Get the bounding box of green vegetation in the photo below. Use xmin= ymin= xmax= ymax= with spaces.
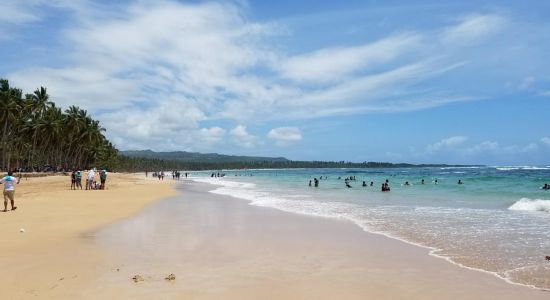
xmin=120 ymin=150 xmax=288 ymax=163
xmin=116 ymin=150 xmax=473 ymax=171
xmin=0 ymin=79 xmax=117 ymax=171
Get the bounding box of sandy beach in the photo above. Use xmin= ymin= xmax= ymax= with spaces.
xmin=1 ymin=175 xmax=548 ymax=299
xmin=0 ymin=173 xmax=176 ymax=299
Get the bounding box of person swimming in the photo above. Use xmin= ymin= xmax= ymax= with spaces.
xmin=370 ymin=181 xmax=374 ymax=186
xmin=362 ymin=181 xmax=367 ymax=187
xmin=346 ymin=181 xmax=352 ymax=188
xmin=314 ymin=178 xmax=319 ymax=187
xmin=543 ymin=183 xmax=549 ymax=190
xmin=404 ymin=181 xmax=410 ymax=186
xmin=381 ymin=182 xmax=390 ymax=192
xmin=458 ymin=179 xmax=463 ymax=185
xmin=309 ymin=180 xmax=312 ymax=187
xmin=434 ymin=179 xmax=438 ymax=184
xmin=421 ymin=179 xmax=425 ymax=184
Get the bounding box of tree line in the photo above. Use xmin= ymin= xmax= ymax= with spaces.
xmin=0 ymin=79 xmax=118 ymax=172
xmin=115 ymin=155 xmax=467 ymax=172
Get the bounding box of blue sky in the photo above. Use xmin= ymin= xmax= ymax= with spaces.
xmin=1 ymin=0 xmax=549 ymax=165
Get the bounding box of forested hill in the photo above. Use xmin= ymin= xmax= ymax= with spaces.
xmin=120 ymin=150 xmax=289 ymax=163
xmin=116 ymin=150 xmax=478 ymax=171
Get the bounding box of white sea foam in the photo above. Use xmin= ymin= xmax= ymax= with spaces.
xmin=496 ymin=166 xmax=550 ymax=171
xmin=440 ymin=166 xmax=482 ymax=170
xmin=508 ymin=198 xmax=550 ymax=213
xmin=192 ymin=177 xmax=257 ymax=189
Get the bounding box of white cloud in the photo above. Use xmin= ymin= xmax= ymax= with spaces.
xmin=267 ymin=127 xmax=302 ymax=146
xmin=0 ymin=0 xmax=41 ymax=24
xmin=427 ymin=136 xmax=468 ymax=152
xmin=229 ymin=125 xmax=256 ymax=148
xmin=441 ymin=14 xmax=506 ymax=46
xmin=465 ymin=141 xmax=499 ymax=154
xmin=521 ymin=143 xmax=538 ymax=152
xmin=278 ymin=33 xmax=421 ymax=83
xmin=196 ymin=127 xmax=226 ymax=146
xmin=541 ymin=137 xmax=550 ymax=146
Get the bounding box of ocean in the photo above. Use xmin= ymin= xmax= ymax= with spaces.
xmin=190 ymin=166 xmax=550 ymax=290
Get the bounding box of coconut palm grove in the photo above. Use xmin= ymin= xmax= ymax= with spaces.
xmin=0 ymin=79 xmax=118 ymax=172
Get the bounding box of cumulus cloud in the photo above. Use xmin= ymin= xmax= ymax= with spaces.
xmin=427 ymin=136 xmax=468 ymax=152
xmin=230 ymin=125 xmax=256 ymax=148
xmin=267 ymin=127 xmax=302 ymax=146
xmin=196 ymin=127 xmax=226 ymax=146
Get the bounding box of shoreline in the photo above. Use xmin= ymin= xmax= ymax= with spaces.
xmin=200 ymin=175 xmax=550 ymax=291
xmin=86 ymin=180 xmax=548 ymax=299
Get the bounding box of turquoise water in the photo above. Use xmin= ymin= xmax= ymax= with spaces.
xmin=191 ymin=166 xmax=550 ymax=289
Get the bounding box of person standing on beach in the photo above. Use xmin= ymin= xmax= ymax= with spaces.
xmin=76 ymin=170 xmax=83 ymax=189
xmin=1 ymin=171 xmax=20 ymax=212
xmin=71 ymin=170 xmax=77 ymax=190
xmin=100 ymin=169 xmax=107 ymax=190
xmin=86 ymin=168 xmax=96 ymax=190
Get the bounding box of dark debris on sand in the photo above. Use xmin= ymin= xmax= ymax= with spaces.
xmin=165 ymin=273 xmax=176 ymax=281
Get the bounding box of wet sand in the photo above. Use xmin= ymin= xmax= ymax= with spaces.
xmin=83 ymin=181 xmax=548 ymax=300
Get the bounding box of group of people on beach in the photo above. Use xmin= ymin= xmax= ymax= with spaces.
xmin=150 ymin=171 xmax=165 ymax=180
xmin=146 ymin=171 xmax=189 ymax=180
xmin=70 ymin=168 xmax=107 ymax=190
xmin=171 ymin=171 xmax=187 ymax=180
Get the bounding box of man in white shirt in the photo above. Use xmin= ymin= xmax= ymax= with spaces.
xmin=1 ymin=171 xmax=20 ymax=212
xmin=86 ymin=168 xmax=96 ymax=190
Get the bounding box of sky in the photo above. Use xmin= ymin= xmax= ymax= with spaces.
xmin=1 ymin=0 xmax=549 ymax=165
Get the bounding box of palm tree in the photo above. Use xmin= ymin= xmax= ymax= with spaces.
xmin=25 ymin=87 xmax=53 ymax=169
xmin=0 ymin=78 xmax=119 ymax=171
xmin=0 ymin=80 xmax=24 ymax=170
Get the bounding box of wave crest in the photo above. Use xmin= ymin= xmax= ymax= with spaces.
xmin=508 ymin=198 xmax=550 ymax=213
